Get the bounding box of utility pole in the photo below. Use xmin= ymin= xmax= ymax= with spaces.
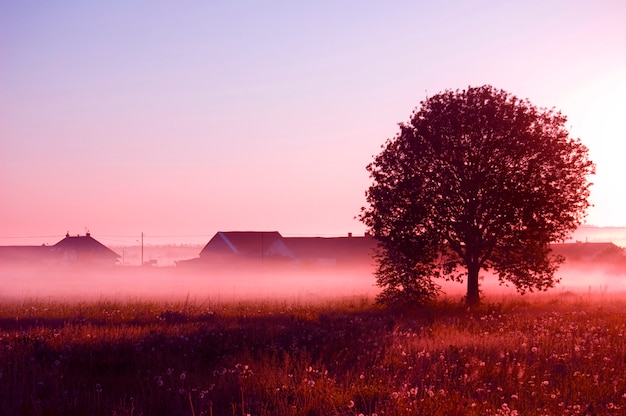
xmin=141 ymin=232 xmax=144 ymax=266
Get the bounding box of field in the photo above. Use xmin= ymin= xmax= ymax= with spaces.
xmin=2 ymin=287 xmax=626 ymax=416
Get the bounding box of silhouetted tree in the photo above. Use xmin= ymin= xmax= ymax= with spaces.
xmin=361 ymin=85 xmax=594 ymax=306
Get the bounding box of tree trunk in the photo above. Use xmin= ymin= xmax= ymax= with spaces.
xmin=466 ymin=262 xmax=480 ymax=306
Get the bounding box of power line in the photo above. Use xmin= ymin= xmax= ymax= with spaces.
xmin=0 ymin=235 xmax=63 ymax=239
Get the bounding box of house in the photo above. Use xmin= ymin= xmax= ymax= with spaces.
xmin=0 ymin=232 xmax=120 ymax=266
xmin=0 ymin=245 xmax=51 ymax=266
xmin=176 ymin=231 xmax=378 ymax=268
xmin=281 ymin=234 xmax=377 ymax=266
xmin=200 ymin=231 xmax=289 ymax=260
xmin=49 ymin=232 xmax=120 ymax=266
xmin=550 ymin=242 xmax=624 ymax=263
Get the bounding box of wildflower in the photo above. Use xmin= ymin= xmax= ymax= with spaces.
xmin=511 ymin=394 xmax=519 ymax=400
xmin=180 ymin=372 xmax=186 ymax=381
xmin=308 ymin=380 xmax=315 ymax=387
xmin=95 ymin=384 xmax=102 ymax=393
xmin=347 ymin=400 xmax=355 ymax=409
xmin=542 ymin=380 xmax=549 ymax=386
xmin=531 ymin=347 xmax=538 ymax=353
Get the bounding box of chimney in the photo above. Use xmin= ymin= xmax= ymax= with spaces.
xmin=348 ymin=232 xmax=353 ymax=238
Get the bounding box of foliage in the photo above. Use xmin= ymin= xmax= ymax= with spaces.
xmin=361 ymin=85 xmax=595 ymax=305
xmin=2 ymin=294 xmax=626 ymax=415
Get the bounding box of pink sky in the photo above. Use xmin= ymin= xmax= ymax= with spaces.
xmin=1 ymin=1 xmax=625 ymax=246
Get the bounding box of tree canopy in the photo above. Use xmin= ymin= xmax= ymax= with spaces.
xmin=361 ymin=85 xmax=595 ymax=306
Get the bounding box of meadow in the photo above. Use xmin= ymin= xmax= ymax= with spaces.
xmin=1 ymin=291 xmax=626 ymax=415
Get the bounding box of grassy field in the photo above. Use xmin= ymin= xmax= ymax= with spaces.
xmin=1 ymin=291 xmax=626 ymax=415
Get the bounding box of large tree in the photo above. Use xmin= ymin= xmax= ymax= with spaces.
xmin=361 ymin=85 xmax=595 ymax=306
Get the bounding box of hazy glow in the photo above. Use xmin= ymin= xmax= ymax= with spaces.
xmin=0 ymin=264 xmax=379 ymax=302
xmin=560 ymin=71 xmax=626 ymax=226
xmin=1 ymin=1 xmax=625 ymax=246
xmin=2 ymin=260 xmax=623 ymax=303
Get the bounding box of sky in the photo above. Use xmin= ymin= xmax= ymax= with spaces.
xmin=1 ymin=0 xmax=625 ymax=246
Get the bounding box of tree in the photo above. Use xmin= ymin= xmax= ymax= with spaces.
xmin=361 ymin=85 xmax=594 ymax=306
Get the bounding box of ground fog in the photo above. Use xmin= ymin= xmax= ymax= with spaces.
xmin=1 ymin=258 xmax=625 ymax=302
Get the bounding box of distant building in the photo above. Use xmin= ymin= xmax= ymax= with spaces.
xmin=0 ymin=232 xmax=120 ymax=266
xmin=177 ymin=232 xmax=626 ymax=272
xmin=49 ymin=232 xmax=120 ymax=266
xmin=0 ymin=245 xmax=50 ymax=266
xmin=176 ymin=231 xmax=378 ymax=268
xmin=551 ymin=241 xmax=624 ymax=263
xmin=200 ymin=231 xmax=288 ymax=260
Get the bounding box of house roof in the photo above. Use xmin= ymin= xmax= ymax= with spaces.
xmin=199 ymin=231 xmax=284 ymax=258
xmin=50 ymin=233 xmax=120 ymax=259
xmin=550 ymin=242 xmax=622 ymax=260
xmin=0 ymin=245 xmax=50 ymax=261
xmin=282 ymin=235 xmax=377 ymax=261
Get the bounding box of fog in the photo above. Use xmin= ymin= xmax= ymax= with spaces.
xmin=2 ymin=258 xmax=625 ymax=304
xmin=0 ymin=262 xmax=380 ymax=303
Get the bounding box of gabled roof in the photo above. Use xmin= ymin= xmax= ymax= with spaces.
xmin=50 ymin=233 xmax=120 ymax=259
xmin=199 ymin=231 xmax=284 ymax=258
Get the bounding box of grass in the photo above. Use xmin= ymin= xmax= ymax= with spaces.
xmin=1 ymin=291 xmax=626 ymax=415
